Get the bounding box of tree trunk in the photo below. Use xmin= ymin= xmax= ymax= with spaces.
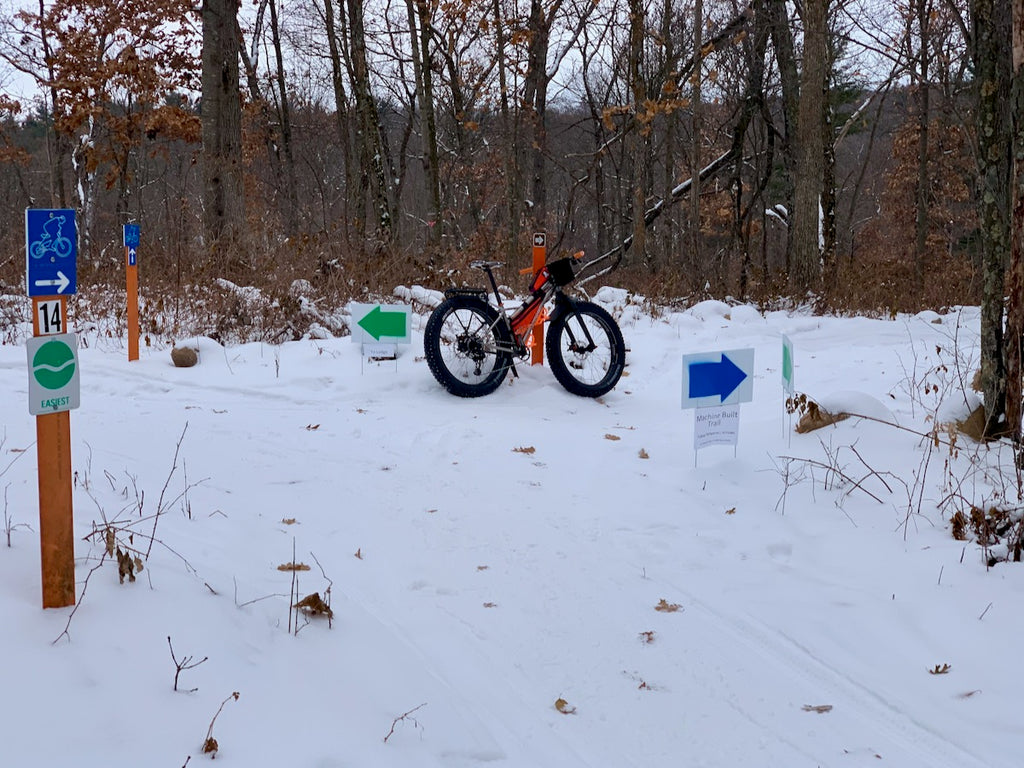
xmin=821 ymin=17 xmax=837 ymax=280
xmin=661 ymin=0 xmax=678 ymax=271
xmin=201 ymin=0 xmax=245 ymax=249
xmin=408 ymin=0 xmax=442 ymax=246
xmin=732 ymin=0 xmax=771 ymax=297
xmin=522 ymin=0 xmax=553 ymax=232
xmin=789 ymin=0 xmax=827 ymax=294
xmin=346 ymin=0 xmax=394 ymax=244
xmin=1008 ymin=0 xmax=1024 ymax=442
xmin=914 ymin=0 xmax=932 ymax=290
xmin=37 ymin=0 xmax=68 ymax=207
xmin=690 ymin=0 xmax=704 ymax=281
xmin=628 ymin=0 xmax=647 ymax=262
xmin=972 ymin=0 xmax=1012 ymax=437
xmin=493 ymin=0 xmax=520 ymax=260
xmin=766 ymin=0 xmax=798 ymax=275
xmin=321 ymin=0 xmax=354 ymax=245
xmin=268 ymin=0 xmax=299 ymax=235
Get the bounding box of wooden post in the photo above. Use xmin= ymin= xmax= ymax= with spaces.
xmin=32 ymin=296 xmax=75 ymax=608
xmin=125 ymin=226 xmax=140 ymax=361
xmin=531 ymin=232 xmax=546 ymax=365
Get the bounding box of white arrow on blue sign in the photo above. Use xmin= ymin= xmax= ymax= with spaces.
xmin=124 ymin=224 xmax=140 ymax=266
xmin=682 ymin=348 xmax=755 ymax=409
xmin=26 ymin=209 xmax=77 ymax=297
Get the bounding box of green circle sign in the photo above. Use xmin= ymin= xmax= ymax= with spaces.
xmin=32 ymin=339 xmax=76 ymax=390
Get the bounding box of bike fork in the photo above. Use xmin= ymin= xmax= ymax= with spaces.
xmin=557 ymin=299 xmax=597 ymax=353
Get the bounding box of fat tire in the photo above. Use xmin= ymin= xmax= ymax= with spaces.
xmin=546 ymin=301 xmax=625 ymax=397
xmin=424 ymin=295 xmax=513 ymax=397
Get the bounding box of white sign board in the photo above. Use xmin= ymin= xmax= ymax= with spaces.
xmin=363 ymin=342 xmax=397 ymax=360
xmin=682 ymin=348 xmax=754 ymax=409
xmin=36 ymin=299 xmax=65 ymax=335
xmin=27 ymin=333 xmax=80 ymax=415
xmin=693 ymin=404 xmax=740 ymax=450
xmin=350 ymin=303 xmax=411 ymax=344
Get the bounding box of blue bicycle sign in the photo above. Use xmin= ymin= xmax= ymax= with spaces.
xmin=29 ymin=214 xmax=74 ymax=259
xmin=26 ymin=209 xmax=78 ymax=297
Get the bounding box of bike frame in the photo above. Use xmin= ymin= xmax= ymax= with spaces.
xmin=466 ymin=257 xmax=598 ymax=360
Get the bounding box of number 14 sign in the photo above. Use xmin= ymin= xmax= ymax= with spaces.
xmin=36 ymin=299 xmax=65 ymax=335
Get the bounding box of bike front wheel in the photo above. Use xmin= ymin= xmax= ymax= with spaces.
xmin=54 ymin=237 xmax=73 ymax=258
xmin=424 ymin=295 xmax=513 ymax=397
xmin=546 ymin=301 xmax=625 ymax=397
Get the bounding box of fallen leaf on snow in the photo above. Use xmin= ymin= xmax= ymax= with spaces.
xmin=554 ymin=698 xmax=577 ymax=715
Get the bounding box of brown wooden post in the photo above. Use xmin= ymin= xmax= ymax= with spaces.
xmin=125 ymin=226 xmax=140 ymax=362
xmin=32 ymin=296 xmax=75 ymax=608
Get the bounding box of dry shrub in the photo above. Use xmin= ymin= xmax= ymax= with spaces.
xmin=822 ymin=250 xmax=978 ymax=316
xmin=795 ymin=401 xmax=850 ymax=433
xmin=787 ymin=393 xmax=850 ymax=433
xmin=951 ymin=505 xmax=1024 ymax=565
xmin=293 ymin=591 xmax=333 ymax=619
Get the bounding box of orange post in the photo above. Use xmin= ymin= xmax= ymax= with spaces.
xmin=32 ymin=296 xmax=75 ymax=608
xmin=531 ymin=233 xmax=546 ymax=365
xmin=126 ymin=248 xmax=139 ymax=361
xmin=124 ymin=225 xmax=140 ymax=361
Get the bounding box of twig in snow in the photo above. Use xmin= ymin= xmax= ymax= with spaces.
xmin=52 ymin=554 xmax=107 ymax=645
xmin=168 ymin=635 xmax=208 ymax=693
xmin=383 ymin=703 xmax=427 ymax=743
xmin=202 ymin=691 xmax=240 ymax=757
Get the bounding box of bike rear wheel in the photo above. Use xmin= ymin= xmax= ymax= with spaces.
xmin=546 ymin=301 xmax=625 ymax=397
xmin=424 ymin=295 xmax=513 ymax=397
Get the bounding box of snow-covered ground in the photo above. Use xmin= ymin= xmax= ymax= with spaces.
xmin=2 ymin=296 xmax=1021 ymax=767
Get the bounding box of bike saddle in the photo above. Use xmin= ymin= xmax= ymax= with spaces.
xmin=470 ymin=260 xmax=503 ymax=271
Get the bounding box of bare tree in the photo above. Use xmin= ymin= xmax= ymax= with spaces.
xmin=971 ymin=0 xmax=1013 ymax=437
xmin=790 ymin=0 xmax=829 ymax=294
xmin=406 ymin=0 xmax=442 ymax=246
xmin=202 ymin=0 xmax=245 ymax=248
xmin=1008 ymin=0 xmax=1024 ymax=442
xmin=346 ymin=0 xmax=394 ymax=245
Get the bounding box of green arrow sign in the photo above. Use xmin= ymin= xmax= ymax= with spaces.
xmin=782 ymin=335 xmax=794 ymax=394
xmin=353 ymin=303 xmax=410 ymax=343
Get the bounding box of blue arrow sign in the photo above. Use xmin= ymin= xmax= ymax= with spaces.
xmin=689 ymin=356 xmax=747 ymax=400
xmin=26 ymin=208 xmax=77 ymax=297
xmin=682 ymin=348 xmax=755 ymax=409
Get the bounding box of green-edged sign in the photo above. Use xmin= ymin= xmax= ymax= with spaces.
xmin=27 ymin=333 xmax=80 ymax=414
xmin=782 ymin=334 xmax=794 ymax=394
xmin=351 ymin=303 xmax=411 ymax=344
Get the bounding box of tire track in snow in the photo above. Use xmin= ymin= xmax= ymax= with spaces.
xmin=654 ymin=575 xmax=991 ymax=768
